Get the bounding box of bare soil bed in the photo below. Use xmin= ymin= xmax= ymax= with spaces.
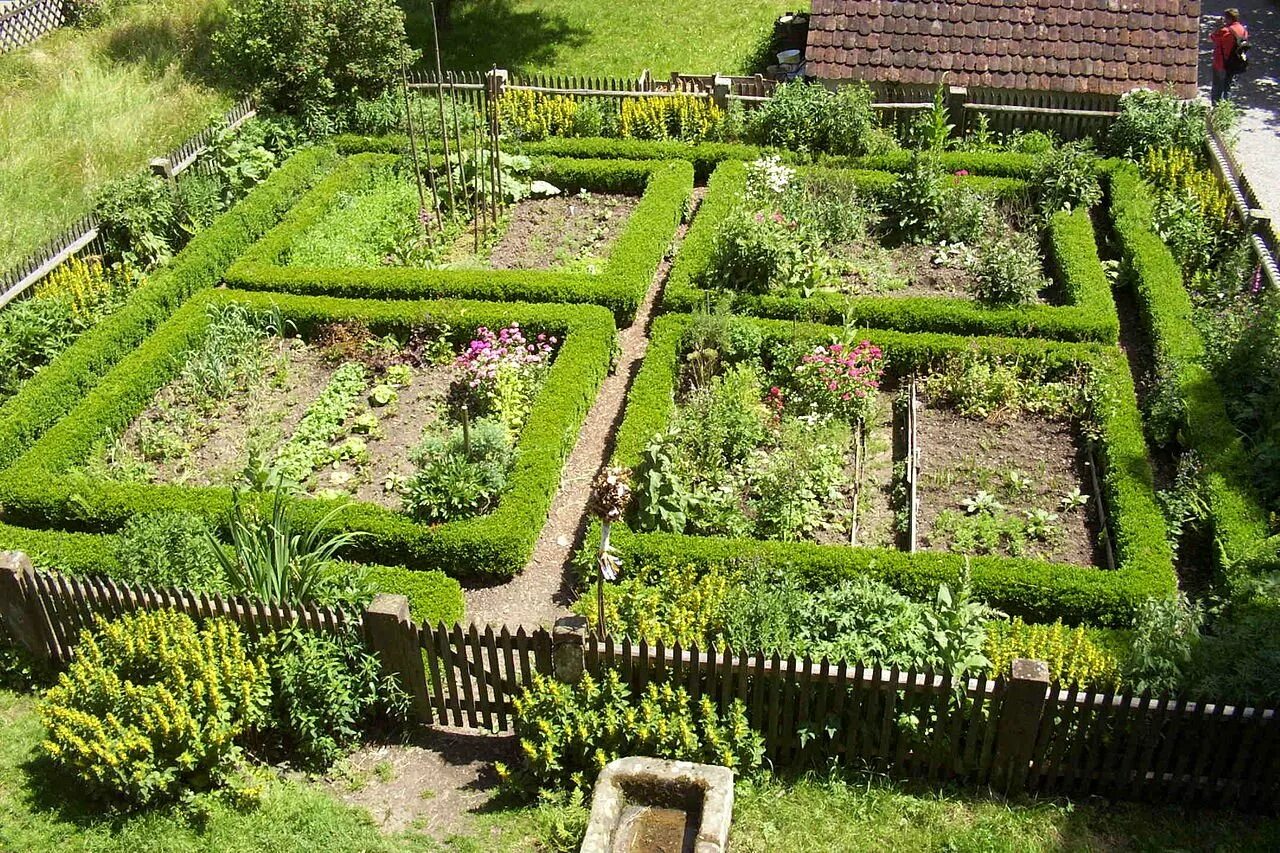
xmin=836 ymin=242 xmax=1049 ymax=303
xmin=915 ymin=406 xmax=1101 ymax=566
xmin=459 ymin=191 xmax=639 ymax=270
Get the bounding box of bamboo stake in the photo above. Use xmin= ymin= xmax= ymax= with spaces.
xmin=907 ymin=377 xmax=919 ymax=554
xmin=850 ymin=418 xmax=865 ymax=546
xmin=428 ymin=1 xmax=458 ymax=220
xmin=472 ymin=121 xmax=482 ymax=254
xmin=449 ymin=71 xmax=467 ymax=224
xmin=414 ymin=94 xmax=445 ymax=243
xmin=400 ymin=63 xmax=429 ymax=236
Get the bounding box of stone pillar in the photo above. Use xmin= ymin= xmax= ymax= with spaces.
xmin=485 ymin=67 xmax=508 ymax=102
xmin=0 ymin=551 xmax=50 ymax=661
xmin=364 ymin=593 xmax=433 ymax=724
xmin=149 ymin=157 xmax=175 ymax=183
xmin=712 ymin=75 xmax=731 ymax=111
xmin=991 ymin=658 xmax=1051 ymax=794
xmin=552 ymin=615 xmax=588 ymax=684
xmin=947 ymin=85 xmax=969 ymax=138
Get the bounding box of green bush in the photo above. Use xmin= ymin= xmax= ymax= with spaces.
xmin=215 ymin=0 xmax=414 ymax=132
xmin=113 ymin=511 xmax=226 ymax=592
xmin=1035 ymin=142 xmax=1103 ymax=215
xmin=364 ymin=565 xmax=464 ymax=625
xmin=40 ymin=610 xmax=270 ymax=807
xmin=498 ymin=669 xmax=763 ymax=794
xmin=984 ymin=618 xmax=1125 ymax=687
xmin=94 ymin=173 xmax=179 ymax=270
xmin=1107 ymin=89 xmax=1210 ymax=158
xmin=746 ymin=81 xmax=889 ymax=156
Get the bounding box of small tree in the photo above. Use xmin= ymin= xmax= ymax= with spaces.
xmin=215 ymin=0 xmax=416 ymax=132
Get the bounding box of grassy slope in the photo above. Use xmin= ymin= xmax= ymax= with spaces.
xmin=5 ymin=689 xmax=1276 ymax=852
xmin=420 ymin=0 xmax=796 ymax=76
xmin=0 ymin=0 xmax=231 ymax=271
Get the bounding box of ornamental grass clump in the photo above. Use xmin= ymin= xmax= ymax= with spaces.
xmin=40 ymin=610 xmax=270 ymax=808
xmin=497 ymin=669 xmax=763 ymax=795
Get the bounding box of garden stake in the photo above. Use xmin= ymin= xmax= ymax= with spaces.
xmin=461 ymin=404 xmax=471 ymax=460
xmin=428 ymin=2 xmax=458 ymax=221
xmin=471 ymin=121 xmax=481 ymax=253
xmin=414 ymin=92 xmax=445 ymax=244
xmin=907 ymin=377 xmax=919 ymax=553
xmin=850 ymin=417 xmax=864 ymax=545
xmin=448 ymin=71 xmax=467 ymax=222
xmin=587 ymin=468 xmax=631 ymax=641
xmin=400 ymin=63 xmax=429 ymax=233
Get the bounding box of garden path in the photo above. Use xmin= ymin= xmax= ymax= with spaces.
xmin=460 ymin=190 xmax=705 ymax=629
xmin=1200 ymin=1 xmax=1280 ymax=215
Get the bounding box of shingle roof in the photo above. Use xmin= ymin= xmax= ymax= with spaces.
xmin=805 ymin=0 xmax=1201 ymax=97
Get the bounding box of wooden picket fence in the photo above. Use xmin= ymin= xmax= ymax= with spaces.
xmin=1205 ymin=126 xmax=1280 ymax=292
xmin=0 ymin=0 xmax=63 ymax=53
xmin=3 ymin=558 xmax=1277 ymax=811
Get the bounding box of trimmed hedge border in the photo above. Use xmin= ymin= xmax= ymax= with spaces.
xmin=0 ymin=289 xmax=617 ymax=580
xmin=605 ymin=313 xmax=1174 ymax=627
xmin=662 ymin=160 xmax=1119 ymax=343
xmin=0 ymin=146 xmax=339 ymax=473
xmin=1107 ymin=164 xmax=1276 ymax=581
xmin=225 ymin=153 xmax=693 ymax=325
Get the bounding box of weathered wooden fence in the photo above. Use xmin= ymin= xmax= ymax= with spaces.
xmin=1206 ymin=126 xmax=1280 ymax=292
xmin=4 ymin=556 xmax=1276 ymax=811
xmin=0 ymin=98 xmax=256 ymax=309
xmin=0 ymin=0 xmax=63 ymax=53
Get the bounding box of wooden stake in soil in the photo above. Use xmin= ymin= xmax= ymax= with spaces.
xmin=428 ymin=2 xmax=458 ymax=219
xmin=907 ymin=377 xmax=920 ymax=553
xmin=448 ymin=71 xmax=467 ymax=223
xmin=850 ymin=418 xmax=867 ymax=546
xmin=413 ymin=93 xmax=445 ymax=241
xmin=400 ymin=62 xmax=429 ymax=231
xmin=471 ymin=120 xmax=482 ymax=253
xmin=1086 ymin=442 xmax=1117 ymax=570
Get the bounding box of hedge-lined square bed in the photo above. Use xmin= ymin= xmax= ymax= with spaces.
xmin=0 ymin=289 xmax=617 ymax=579
xmin=224 ymin=153 xmax=694 ymax=324
xmin=663 ymin=160 xmax=1119 ymax=343
xmin=605 ymin=313 xmax=1173 ymax=627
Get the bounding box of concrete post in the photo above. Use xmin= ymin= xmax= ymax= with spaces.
xmin=364 ymin=593 xmax=433 ymax=724
xmin=552 ymin=615 xmax=588 ymax=684
xmin=712 ymin=75 xmax=731 ymax=111
xmin=0 ymin=551 xmax=49 ymax=661
xmin=149 ymin=157 xmax=175 ymax=183
xmin=991 ymin=658 xmax=1051 ymax=794
xmin=485 ymin=67 xmax=508 ymax=102
xmin=947 ymin=85 xmax=969 ymax=138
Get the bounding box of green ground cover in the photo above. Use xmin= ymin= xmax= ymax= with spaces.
xmin=0 ymin=0 xmax=231 ymax=270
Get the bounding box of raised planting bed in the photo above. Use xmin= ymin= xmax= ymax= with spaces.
xmin=225 ymin=153 xmax=694 ymax=324
xmin=0 ymin=289 xmax=617 ymax=579
xmin=604 ymin=313 xmax=1174 ymax=627
xmin=663 ymin=159 xmax=1118 ymax=343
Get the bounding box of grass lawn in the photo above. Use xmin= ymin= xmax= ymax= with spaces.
xmin=0 ymin=0 xmax=231 ymax=272
xmin=4 ymin=688 xmax=1279 ymax=852
xmin=419 ymin=0 xmax=797 ymax=76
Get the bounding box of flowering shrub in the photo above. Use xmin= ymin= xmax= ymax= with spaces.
xmin=789 ymin=340 xmax=884 ymax=423
xmin=744 ymin=154 xmax=795 ymax=207
xmin=455 ymin=323 xmax=556 ymax=434
xmin=703 ymin=206 xmax=828 ymax=295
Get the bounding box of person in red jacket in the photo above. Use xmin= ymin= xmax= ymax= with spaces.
xmin=1211 ymin=9 xmax=1249 ymax=104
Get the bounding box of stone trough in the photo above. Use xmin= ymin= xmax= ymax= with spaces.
xmin=580 ymin=757 xmax=734 ymax=853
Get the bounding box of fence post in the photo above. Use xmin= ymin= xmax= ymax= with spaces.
xmin=947 ymin=85 xmax=969 ymax=137
xmin=363 ymin=594 xmax=433 ymax=725
xmin=0 ymin=551 xmax=50 ymax=661
xmin=486 ymin=67 xmax=509 ymax=102
xmin=149 ymin=157 xmax=175 ymax=183
xmin=991 ymin=658 xmax=1050 ymax=794
xmin=552 ymin=615 xmax=587 ymax=684
xmin=712 ymin=75 xmax=731 ymax=111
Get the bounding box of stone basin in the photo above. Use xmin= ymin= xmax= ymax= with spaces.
xmin=580 ymin=757 xmax=734 ymax=853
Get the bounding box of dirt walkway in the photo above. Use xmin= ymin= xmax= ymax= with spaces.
xmin=1200 ymin=3 xmax=1280 ymax=214
xmin=461 ymin=191 xmax=704 ymax=630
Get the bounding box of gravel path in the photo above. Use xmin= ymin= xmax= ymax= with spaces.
xmin=460 ymin=191 xmax=704 ymax=630
xmin=1200 ymin=2 xmax=1280 ymax=214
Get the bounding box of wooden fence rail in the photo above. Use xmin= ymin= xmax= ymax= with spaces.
xmin=3 ymin=557 xmax=1277 ymax=811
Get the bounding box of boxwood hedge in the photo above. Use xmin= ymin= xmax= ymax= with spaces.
xmin=225 ymin=153 xmax=693 ymax=325
xmin=0 ymin=289 xmax=617 ymax=580
xmin=0 ymin=146 xmax=339 ymax=473
xmin=1107 ymin=164 xmax=1277 ymax=582
xmin=663 ymin=160 xmax=1119 ymax=343
xmin=604 ymin=313 xmax=1174 ymax=627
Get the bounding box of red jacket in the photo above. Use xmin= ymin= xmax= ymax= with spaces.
xmin=1212 ymin=21 xmax=1248 ymax=72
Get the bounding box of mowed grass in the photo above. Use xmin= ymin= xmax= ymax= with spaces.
xmin=0 ymin=0 xmax=231 ymax=271
xmin=416 ymin=0 xmax=796 ymax=76
xmin=5 ymin=686 xmax=1277 ymax=852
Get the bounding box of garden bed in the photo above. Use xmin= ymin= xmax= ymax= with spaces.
xmin=225 ymin=153 xmax=693 ymax=324
xmin=0 ymin=289 xmax=618 ymax=579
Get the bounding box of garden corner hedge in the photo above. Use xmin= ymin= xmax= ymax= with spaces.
xmin=0 ymin=289 xmax=617 ymax=581
xmin=0 ymin=145 xmax=339 ymax=474
xmin=224 ymin=152 xmax=694 ymax=325
xmin=662 ymin=160 xmax=1119 ymax=343
xmin=1107 ymin=164 xmax=1277 ymax=583
xmin=604 ymin=313 xmax=1175 ymax=627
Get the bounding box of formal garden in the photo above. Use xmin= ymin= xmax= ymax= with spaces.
xmin=3 ymin=0 xmax=1280 ymax=848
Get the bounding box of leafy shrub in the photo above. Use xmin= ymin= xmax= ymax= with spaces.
xmin=35 ymin=257 xmax=138 ymax=324
xmin=746 ymin=81 xmax=887 ymax=156
xmin=748 ymin=420 xmax=850 ymax=542
xmin=676 ymin=363 xmax=769 ymax=467
xmin=971 ymin=230 xmax=1049 ymax=306
xmin=703 ymin=206 xmax=826 ymax=294
xmin=0 ymin=297 xmax=81 ymax=398
xmin=1190 ymin=600 xmax=1280 ymax=704
xmin=364 ymin=565 xmax=465 ymax=625
xmin=1123 ymin=593 xmax=1202 ymax=693
xmin=93 ymin=173 xmax=178 ymax=269
xmin=402 ymin=417 xmax=514 ymax=522
xmin=985 ymin=618 xmax=1124 ymax=687
xmin=114 ymin=511 xmax=226 ymax=592
xmin=619 ymin=96 xmax=726 ymax=142
xmin=881 ymin=158 xmax=993 ymax=244
xmin=454 ymin=324 xmax=556 ymax=434
xmin=1035 ymin=142 xmax=1102 ymax=215
xmin=258 ymin=627 xmax=408 ymax=767
xmin=498 ymin=669 xmax=763 ymax=794
xmin=499 ymin=90 xmax=582 ymax=141
xmin=0 ymin=621 xmax=50 ymax=691
xmin=63 ymin=0 xmax=119 ymax=26
xmin=919 ymin=351 xmax=1083 ymax=419
xmin=581 ymin=561 xmax=735 ymax=647
xmin=40 ymin=610 xmax=270 ymax=807
xmin=214 ymin=0 xmax=414 ymax=132
xmin=788 ymin=340 xmax=884 ymax=423
xmin=1107 ymin=89 xmax=1209 ymax=158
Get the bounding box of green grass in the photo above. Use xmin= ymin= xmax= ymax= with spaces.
xmin=418 ymin=0 xmax=796 ymax=76
xmin=0 ymin=0 xmax=232 ymax=272
xmin=4 ymin=687 xmax=1278 ymax=852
